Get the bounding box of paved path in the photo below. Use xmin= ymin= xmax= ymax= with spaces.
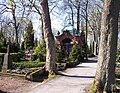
xmin=28 ymin=57 xmax=97 ymax=93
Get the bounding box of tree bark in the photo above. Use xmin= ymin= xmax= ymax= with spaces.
xmin=93 ymin=0 xmax=120 ymax=93
xmin=41 ymin=0 xmax=56 ymax=72
xmin=11 ymin=0 xmax=19 ymax=45
xmin=76 ymin=5 xmax=80 ymax=34
xmin=85 ymin=0 xmax=89 ymax=60
xmin=41 ymin=17 xmax=44 ymax=40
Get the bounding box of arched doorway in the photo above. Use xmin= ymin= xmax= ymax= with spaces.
xmin=61 ymin=38 xmax=73 ymax=58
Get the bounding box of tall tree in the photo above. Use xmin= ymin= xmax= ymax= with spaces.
xmin=24 ymin=20 xmax=34 ymax=50
xmin=10 ymin=0 xmax=18 ymax=44
xmin=84 ymin=0 xmax=89 ymax=60
xmin=41 ymin=0 xmax=56 ymax=72
xmin=91 ymin=0 xmax=120 ymax=92
xmin=28 ymin=0 xmax=44 ymax=39
xmin=0 ymin=0 xmax=29 ymax=45
xmin=69 ymin=0 xmax=81 ymax=34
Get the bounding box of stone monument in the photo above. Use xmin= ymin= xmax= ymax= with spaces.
xmin=2 ymin=39 xmax=12 ymax=72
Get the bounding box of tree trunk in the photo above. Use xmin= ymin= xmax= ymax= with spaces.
xmin=76 ymin=5 xmax=80 ymax=34
xmin=41 ymin=0 xmax=56 ymax=73
xmin=11 ymin=0 xmax=19 ymax=45
xmin=68 ymin=1 xmax=74 ymax=27
xmin=93 ymin=0 xmax=120 ymax=93
xmin=71 ymin=7 xmax=74 ymax=27
xmin=93 ymin=41 xmax=98 ymax=56
xmin=13 ymin=13 xmax=19 ymax=45
xmin=40 ymin=16 xmax=44 ymax=40
xmin=85 ymin=0 xmax=89 ymax=60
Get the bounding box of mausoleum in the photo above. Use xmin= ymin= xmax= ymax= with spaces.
xmin=55 ymin=22 xmax=82 ymax=58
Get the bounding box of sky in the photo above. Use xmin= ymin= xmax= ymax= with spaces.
xmin=31 ymin=13 xmax=64 ymax=40
xmin=0 ymin=0 xmax=120 ymax=41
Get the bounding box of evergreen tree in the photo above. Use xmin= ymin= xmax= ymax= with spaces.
xmin=34 ymin=39 xmax=46 ymax=61
xmin=56 ymin=46 xmax=63 ymax=63
xmin=34 ymin=38 xmax=38 ymax=47
xmin=24 ymin=21 xmax=34 ymax=50
xmin=69 ymin=44 xmax=83 ymax=62
xmin=21 ymin=41 xmax=25 ymax=51
xmin=81 ymin=30 xmax=86 ymax=57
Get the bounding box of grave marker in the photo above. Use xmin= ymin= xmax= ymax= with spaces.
xmin=2 ymin=39 xmax=12 ymax=72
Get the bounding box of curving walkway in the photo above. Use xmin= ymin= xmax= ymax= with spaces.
xmin=28 ymin=57 xmax=97 ymax=93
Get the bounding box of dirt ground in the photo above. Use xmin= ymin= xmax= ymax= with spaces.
xmin=0 ymin=74 xmax=91 ymax=93
xmin=0 ymin=74 xmax=40 ymax=93
xmin=0 ymin=57 xmax=97 ymax=93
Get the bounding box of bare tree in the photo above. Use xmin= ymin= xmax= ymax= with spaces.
xmin=41 ymin=0 xmax=56 ymax=72
xmin=88 ymin=2 xmax=103 ymax=55
xmin=66 ymin=0 xmax=81 ymax=34
xmin=84 ymin=0 xmax=89 ymax=60
xmin=91 ymin=0 xmax=120 ymax=92
xmin=0 ymin=0 xmax=29 ymax=45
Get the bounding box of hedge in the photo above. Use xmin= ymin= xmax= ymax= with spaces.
xmin=12 ymin=61 xmax=45 ymax=69
xmin=11 ymin=53 xmax=21 ymax=62
xmin=0 ymin=53 xmax=22 ymax=64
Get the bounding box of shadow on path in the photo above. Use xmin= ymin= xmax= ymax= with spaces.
xmin=84 ymin=58 xmax=97 ymax=63
xmin=57 ymin=57 xmax=97 ymax=79
xmin=0 ymin=90 xmax=7 ymax=93
xmin=75 ymin=66 xmax=91 ymax=68
xmin=60 ymin=74 xmax=95 ymax=79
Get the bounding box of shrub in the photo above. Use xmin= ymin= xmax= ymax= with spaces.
xmin=0 ymin=53 xmax=5 ymax=71
xmin=66 ymin=62 xmax=76 ymax=68
xmin=56 ymin=46 xmax=63 ymax=63
xmin=81 ymin=30 xmax=86 ymax=57
xmin=12 ymin=61 xmax=45 ymax=69
xmin=0 ymin=52 xmax=23 ymax=67
xmin=18 ymin=50 xmax=25 ymax=59
xmin=11 ymin=53 xmax=21 ymax=62
xmin=69 ymin=44 xmax=84 ymax=62
xmin=10 ymin=42 xmax=20 ymax=53
xmin=0 ymin=40 xmax=7 ymax=53
xmin=33 ymin=39 xmax=46 ymax=61
xmin=0 ymin=53 xmax=5 ymax=69
xmin=31 ymin=54 xmax=37 ymax=61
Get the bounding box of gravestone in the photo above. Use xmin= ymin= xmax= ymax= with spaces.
xmin=2 ymin=39 xmax=12 ymax=72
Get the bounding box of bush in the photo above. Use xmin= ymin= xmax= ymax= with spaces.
xmin=66 ymin=62 xmax=76 ymax=68
xmin=33 ymin=39 xmax=46 ymax=61
xmin=18 ymin=50 xmax=25 ymax=59
xmin=56 ymin=46 xmax=63 ymax=63
xmin=0 ymin=40 xmax=7 ymax=53
xmin=12 ymin=61 xmax=45 ymax=69
xmin=0 ymin=53 xmax=5 ymax=70
xmin=69 ymin=44 xmax=84 ymax=62
xmin=31 ymin=54 xmax=37 ymax=61
xmin=0 ymin=53 xmax=5 ymax=65
xmin=11 ymin=53 xmax=21 ymax=62
xmin=0 ymin=46 xmax=7 ymax=53
xmin=10 ymin=42 xmax=20 ymax=53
